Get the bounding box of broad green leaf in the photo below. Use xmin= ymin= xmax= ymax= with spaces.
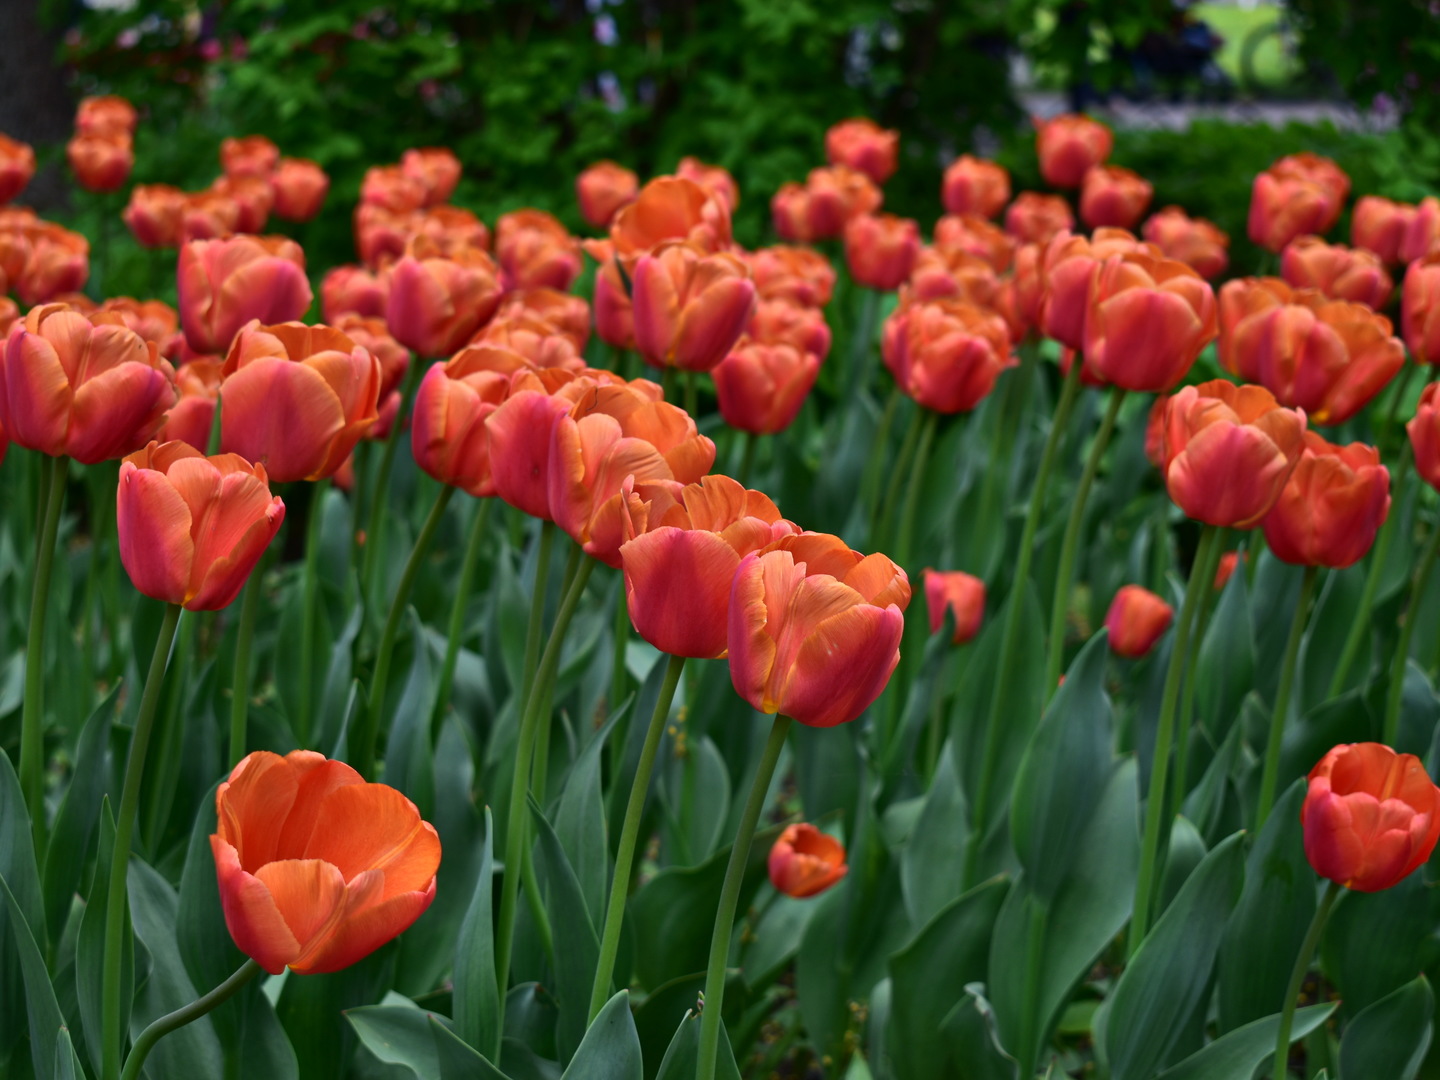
xmin=77 ymin=802 xmax=132 ymax=1080
xmin=1157 ymin=816 xmax=1208 ymax=917
xmin=383 ymin=608 xmax=438 ymax=818
xmin=430 ymin=1015 xmax=510 ymax=1080
xmin=938 ymin=985 xmax=1020 ymax=1080
xmin=1323 ymin=870 xmax=1440 ymax=1018
xmin=0 ymin=869 xmax=64 ymax=1080
xmin=276 ymin=944 xmax=395 ymax=1080
xmin=501 ymin=982 xmax=558 ymax=1063
xmin=555 ymin=704 xmax=621 ymax=920
xmin=1297 ymin=564 xmax=1364 ymax=712
xmin=54 ymin=1026 xmax=84 ymax=1080
xmin=346 ymin=1003 xmax=442 ymax=1079
xmin=1338 ymin=975 xmax=1434 ymax=1080
xmin=900 ymin=744 xmax=968 ymax=927
xmin=530 ymin=797 xmax=599 ymax=1065
xmin=454 ymin=806 xmax=500 ymax=1058
xmin=659 ymin=733 xmax=732 ymax=867
xmin=560 ymin=990 xmax=641 ymax=1080
xmin=1156 ymin=1002 xmax=1334 ymax=1080
xmin=0 ymin=750 xmax=45 ymax=958
xmin=739 ymin=894 xmax=819 ymax=994
xmin=1194 ymin=562 xmax=1254 ymax=741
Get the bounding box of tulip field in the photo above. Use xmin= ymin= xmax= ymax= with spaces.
xmin=5 ymin=92 xmax=1440 ymax=1080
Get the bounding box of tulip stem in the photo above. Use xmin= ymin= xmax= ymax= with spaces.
xmin=1045 ymin=387 xmax=1128 ymax=694
xmin=876 ymin=405 xmax=924 ymax=549
xmin=1130 ymin=524 xmax=1223 ymax=958
xmin=102 ymin=601 xmax=183 ymax=1080
xmin=119 ymin=958 xmax=262 ymax=1080
xmin=610 ymin=577 xmax=631 ymax=715
xmin=20 ymin=452 xmax=67 ymax=853
xmin=736 ymin=432 xmax=758 ymax=490
xmin=1256 ymin=566 xmax=1321 ymax=829
xmin=685 ymin=369 xmax=699 ymax=418
xmin=859 ymin=386 xmax=902 ymax=529
xmin=532 ymin=543 xmax=584 ymax=802
xmin=521 ymin=521 xmax=557 ymax=719
xmin=662 ymin=365 xmax=678 ymax=405
xmin=362 ymin=361 xmax=425 ymax=609
xmin=589 ymin=653 xmax=686 ymax=1023
xmin=433 ymin=497 xmax=493 ymax=734
xmin=895 ymin=410 xmax=940 ymax=570
xmin=1383 ymin=522 xmax=1440 ymax=747
xmin=297 ymin=477 xmax=330 ymax=746
xmin=1170 ymin=561 xmax=1223 ymax=823
xmin=963 ymin=360 xmax=1083 ymax=889
xmin=849 ymin=288 xmax=881 ymax=398
xmin=697 ymin=712 xmax=792 ymax=1080
xmin=1270 ymin=880 xmax=1342 ymax=1080
xmin=229 ymin=567 xmax=264 ymax=767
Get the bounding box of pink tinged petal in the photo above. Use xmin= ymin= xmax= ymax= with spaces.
xmin=3 ymin=330 xmax=73 ymax=455
xmin=1167 ymin=421 xmax=1293 ymax=528
xmin=1303 ymin=791 xmax=1365 ymax=886
xmin=116 ymin=462 xmax=194 ymax=605
xmin=210 ymin=835 xmax=302 ymax=974
xmin=487 ymin=390 xmax=571 ymax=520
xmin=220 ymin=357 xmax=345 ymax=483
xmin=630 ymin=257 xmax=682 ymax=367
xmin=672 ymin=278 xmax=758 ymax=372
xmin=622 ymin=528 xmax=740 ymax=658
xmin=727 ymin=551 xmax=787 ymax=713
xmin=214 ymin=258 xmax=314 ymax=353
xmin=67 ymin=362 xmax=175 ymax=464
xmin=1091 ymin=290 xmax=1204 ymax=392
xmin=187 ymin=498 xmax=285 ymax=611
xmin=775 ymin=602 xmax=904 ymax=728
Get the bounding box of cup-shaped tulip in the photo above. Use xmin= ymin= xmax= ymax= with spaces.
xmin=321 ymin=264 xmax=390 ymax=322
xmin=576 ymin=160 xmax=639 ymax=229
xmin=15 ymin=222 xmax=90 ymax=306
xmin=825 ymin=118 xmax=899 ymax=185
xmin=942 ymin=155 xmax=1010 ymax=220
xmin=1038 ymin=228 xmax=1152 ymax=350
xmin=746 ymin=245 xmax=836 ymax=308
xmin=178 ymin=235 xmax=313 ymax=355
xmin=271 ymin=157 xmax=330 ymax=223
xmin=1401 ymin=197 xmax=1440 ymax=264
xmin=359 ymin=165 xmax=428 ymax=216
xmin=412 ymin=344 xmax=533 ymax=497
xmin=677 ymin=156 xmax=740 ymax=211
xmin=1406 ymin=383 xmax=1440 ymax=492
xmin=747 ymin=298 xmax=832 ymax=359
xmin=220 ymin=321 xmax=381 ymax=483
xmin=332 ymin=314 xmax=409 ymax=401
xmin=157 ymin=359 xmax=223 ymax=449
xmin=1143 ymin=206 xmax=1230 ymax=280
xmin=1104 ymin=585 xmax=1173 ymax=659
xmin=769 ymin=824 xmax=848 ymax=898
xmin=923 ymin=569 xmax=985 ymax=644
xmin=632 ymin=242 xmax=757 ymax=373
xmin=94 ymin=297 xmax=181 ymax=355
xmin=1161 ymin=380 xmax=1307 ymax=528
xmin=386 ymin=247 xmax=503 ymax=357
xmin=180 ymin=190 xmax=243 ymax=242
xmin=1001 ymin=243 xmax=1045 ymax=341
xmin=497 ymin=288 xmax=592 ymax=353
xmin=1281 ymin=236 xmax=1393 ymax=309
xmin=1403 ymin=254 xmax=1440 ymax=365
xmin=1217 ymin=277 xmax=1293 ymax=380
xmin=401 ymin=147 xmax=462 ymax=206
xmin=771 ymin=183 xmax=815 ymax=244
xmin=76 ymin=95 xmax=137 ymax=137
xmin=409 ymin=206 xmax=492 ymax=258
xmin=909 ymin=247 xmax=1003 ymax=308
xmin=211 ymin=750 xmax=441 ymax=974
xmin=1036 ymin=113 xmax=1114 ymax=188
xmin=1086 ymin=251 xmax=1219 ymax=393
xmin=210 ymin=174 xmax=275 ymax=234
xmin=882 ymin=297 xmax=1015 ymax=414
xmin=600 ymin=175 xmax=732 ymax=267
xmin=934 ymin=213 xmax=1016 ymax=272
xmin=473 ymin=312 xmax=585 ymax=372
xmin=1352 ymin=195 xmax=1416 ymax=265
xmin=495 ymin=209 xmax=581 ymax=292
xmin=1302 ymin=743 xmax=1440 ymax=893
xmin=0 ymin=303 xmax=177 ymax=463
xmin=714 ymin=341 xmax=821 ymax=435
xmin=1248 ymin=171 xmax=1340 ymax=254
xmin=0 ymin=134 xmax=36 ymax=204
xmin=124 ymin=184 xmax=187 ymax=248
xmin=803 ymin=165 xmax=883 ymax=240
xmin=1080 ymin=165 xmax=1153 ymax=229
xmin=1272 ymin=152 xmax=1351 ymax=205
xmin=845 ymin=213 xmax=922 ymax=292
xmin=620 ymin=474 xmax=796 ymax=657
xmin=221 ymin=135 xmax=280 ymax=179
xmin=352 ymin=204 xmax=412 ymax=268
xmin=0 ymin=298 xmax=15 ymax=337
xmin=1004 ymin=192 xmax=1075 ymax=246
xmin=728 ymin=536 xmax=909 ymax=728
xmin=486 ymin=387 xmax=575 ymax=520
xmin=1261 ymin=432 xmax=1390 ymax=569
xmin=67 ymin=132 xmax=133 ymax=193
xmin=118 ymin=441 xmax=285 ymax=610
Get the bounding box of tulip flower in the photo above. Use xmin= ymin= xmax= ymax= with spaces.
xmin=677 ymin=156 xmax=740 ymax=211
xmin=75 ymin=95 xmax=137 ymax=137
xmin=332 ymin=313 xmax=409 ymax=402
xmin=1403 ymin=253 xmax=1440 ymax=365
xmin=908 ymin=247 xmax=1003 ymax=308
xmin=728 ymin=534 xmax=909 ymax=728
xmin=845 ymin=213 xmax=922 ymax=292
xmin=1214 ymin=550 xmax=1242 ymax=590
xmin=1161 ymin=380 xmax=1307 ymax=528
xmin=713 ymin=341 xmax=822 ymax=435
xmin=1352 ymin=195 xmax=1416 ymax=265
xmin=882 ymin=296 xmax=1015 ymax=413
xmin=1406 ymin=383 xmax=1440 ymax=492
xmin=412 ymin=344 xmax=535 ymax=496
xmin=1248 ymin=167 xmax=1343 ymax=254
xmin=67 ymin=132 xmax=133 ymax=193
xmin=1105 ymin=585 xmax=1173 ymax=659
xmin=178 ymin=235 xmax=313 ymax=354
xmin=631 ymin=242 xmax=757 ymax=372
xmin=211 ymin=749 xmax=441 ymax=974
xmin=933 ymin=214 xmax=1016 ymax=272
xmin=803 ymin=165 xmax=883 ymax=240
xmin=1038 ymin=228 xmax=1153 ymax=351
xmin=1086 ymin=251 xmax=1218 ymax=393
xmin=94 ymin=297 xmax=182 ymax=355
xmin=157 ymin=359 xmax=223 ymax=450
xmin=1142 ymin=206 xmax=1230 ymax=280
xmin=0 ymin=303 xmax=177 ymax=463
xmin=486 ymin=387 xmax=576 ymax=520
xmin=1035 ymin=113 xmax=1114 ymax=188
xmin=941 ymin=155 xmax=1011 ymax=220
xmin=1273 ymin=152 xmax=1351 ymax=205
xmin=386 ymin=246 xmax=503 ymax=357
xmin=825 ymin=117 xmax=899 ymax=185
xmin=221 ymin=135 xmax=280 ymax=179
xmin=220 ymin=321 xmax=381 ymax=483
xmin=210 ymin=174 xmax=275 ymax=234
xmin=117 ymin=440 xmax=285 ymax=610
xmin=597 ymin=176 xmax=732 ymax=268
xmin=0 ymin=299 xmax=15 ymax=337
xmin=0 ymin=134 xmax=35 ymax=204
xmin=576 ymin=160 xmax=639 ymax=229
xmin=271 ymin=157 xmax=330 ymax=222
xmin=474 ymin=312 xmax=585 ymax=371
xmin=1261 ymin=432 xmax=1390 ymax=569
xmin=619 ymin=474 xmax=796 ymax=657
xmin=1401 ymin=197 xmax=1440 ymax=264
xmin=398 ymin=147 xmax=461 ymax=206
xmin=1302 ymin=743 xmax=1440 ymax=893
xmin=745 ymin=245 xmax=836 ymax=308
xmin=1281 ymin=236 xmax=1392 ymax=309
xmin=771 ymin=183 xmax=815 ymax=244
xmin=923 ymin=569 xmax=986 ymax=644
xmin=180 ymin=190 xmax=243 ymax=242
xmin=360 ymin=164 xmax=428 ymax=214
xmin=593 ymin=262 xmax=636 ymax=350
xmin=769 ymin=824 xmax=848 ymax=898
xmin=1000 ymin=243 xmax=1045 ymax=341
xmin=497 ymin=288 xmax=592 ymax=352
xmin=494 ymin=209 xmax=581 ymax=292
xmin=1004 ymin=192 xmax=1075 ymax=246
xmin=746 ymin=298 xmax=832 ymax=359
xmin=124 ymin=184 xmax=187 ymax=248
xmin=15 ymin=222 xmax=90 ymax=306
xmin=353 ymin=204 xmax=413 ymax=267
xmin=1080 ymin=165 xmax=1153 ymax=230
xmin=321 ymin=264 xmax=390 ymax=322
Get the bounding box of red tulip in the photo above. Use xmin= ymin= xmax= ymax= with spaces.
xmin=0 ymin=134 xmax=36 ymax=204
xmin=1086 ymin=251 xmax=1218 ymax=393
xmin=746 ymin=298 xmax=832 ymax=359
xmin=67 ymin=132 xmax=133 ymax=193
xmin=411 ymin=344 xmax=535 ymax=497
xmin=1248 ymin=156 xmax=1347 ymax=254
xmin=1261 ymin=432 xmax=1390 ymax=569
xmin=1214 ymin=550 xmax=1244 ymax=590
xmin=1142 ymin=206 xmax=1230 ymax=280
xmin=825 ymin=118 xmax=899 ymax=185
xmin=385 ymin=246 xmax=503 ymax=357
xmin=595 ymin=176 xmax=732 ymax=269
xmin=1406 ymin=383 xmax=1440 ymax=493
xmin=178 ymin=235 xmax=312 ymax=354
xmin=1105 ymin=585 xmax=1173 ymax=659
xmin=1079 ymin=165 xmax=1153 ymax=230
xmin=745 ymin=245 xmax=836 ymax=308
xmin=845 ymin=213 xmax=921 ymax=292
xmin=1004 ymin=192 xmax=1075 ymax=246
xmin=923 ymin=569 xmax=985 ymax=644
xmin=210 ymin=174 xmax=275 ymax=234
xmin=882 ymin=296 xmax=1015 ymax=413
xmin=713 ymin=341 xmax=821 ymax=435
xmin=75 ymin=95 xmax=137 ymax=137
xmin=14 ymin=220 xmax=90 ymax=306
xmin=803 ymin=165 xmax=883 ymax=240
xmin=494 ymin=209 xmax=581 ymax=292
xmin=1401 ymin=197 xmax=1440 ymax=264
xmin=124 ymin=185 xmax=188 ymax=248
xmin=360 ymin=165 xmax=428 ymax=214
xmin=1352 ymin=195 xmax=1417 ymax=265
xmin=941 ymin=156 xmax=1011 ymax=220
xmin=768 ymin=824 xmax=848 ymax=898
xmin=1403 ymin=254 xmax=1440 ymax=365
xmin=95 ymin=297 xmax=182 ymax=356
xmin=593 ymin=261 xmax=635 ymax=350
xmin=676 ymin=156 xmax=740 ymax=211
xmin=221 ymin=135 xmax=280 ymax=179
xmin=1035 ymin=114 xmax=1113 ymax=188
xmin=576 ymin=160 xmax=639 ymax=230
xmin=631 ymin=242 xmax=756 ymax=373
xmin=180 ymin=190 xmax=243 ymax=242
xmin=473 ymin=312 xmax=585 ymax=372
xmin=400 ymin=147 xmax=462 ymax=206
xmin=1281 ymin=236 xmax=1392 ymax=309
xmin=933 ymin=214 xmax=1016 ymax=272
xmin=908 ymin=247 xmax=1003 ymax=308
xmin=271 ymin=158 xmax=330 ymax=223
xmin=771 ymin=183 xmax=814 ymax=244
xmin=1038 ymin=228 xmax=1153 ymax=350
xmin=496 ymin=288 xmax=591 ymax=353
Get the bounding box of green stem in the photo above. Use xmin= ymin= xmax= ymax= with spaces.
xmin=685 ymin=369 xmax=699 ymax=418
xmin=362 ymin=361 xmax=425 ymax=608
xmin=297 ymin=478 xmax=330 ymax=746
xmin=1170 ymin=560 xmax=1222 ymax=822
xmin=520 ymin=521 xmax=557 ymax=719
xmin=1045 ymin=387 xmax=1127 ymax=693
xmin=589 ymin=653 xmax=686 ymax=1022
xmin=1384 ymin=522 xmax=1440 ymax=747
xmin=661 ymin=365 xmax=678 ymax=405
xmin=1016 ymin=897 xmax=1050 ymax=1076
xmin=1130 ymin=525 xmax=1223 ymax=956
xmin=532 ymin=543 xmax=583 ymax=803
xmin=696 ymin=713 xmax=793 ymax=1080
xmin=1256 ymin=566 xmax=1320 ymax=829
xmin=119 ymin=958 xmax=262 ymax=1080
xmin=858 ymin=386 xmax=902 ymax=527
xmin=229 ymin=568 xmax=264 ymax=767
xmin=1380 ymin=362 xmax=1418 ymax=455
xmin=849 ymin=288 xmax=881 ymax=397
xmin=736 ymin=432 xmax=758 ymax=489
xmin=610 ymin=577 xmax=631 ymax=715
xmin=143 ymin=608 xmax=196 ymax=850
xmin=21 ymin=453 xmax=66 ymax=852
xmin=895 ymin=410 xmax=939 ymax=569
xmin=963 ymin=360 xmax=1083 ymax=888
xmin=433 ymin=498 xmax=493 ymax=733
xmin=1270 ymin=881 xmax=1342 ymax=1080
xmin=102 ymin=602 xmax=183 ymax=1080
xmin=875 ymin=406 xmax=924 ymax=549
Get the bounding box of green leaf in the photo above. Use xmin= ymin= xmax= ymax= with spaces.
xmin=454 ymin=806 xmax=500 ymax=1058
xmin=560 ymin=990 xmax=641 ymax=1080
xmin=1193 ymin=561 xmax=1254 ymax=741
xmin=650 ymin=1005 xmax=742 ymax=1080
xmin=530 ymin=797 xmax=599 ymax=1065
xmin=0 ymin=749 xmax=46 ymax=961
xmin=54 ymin=1026 xmax=84 ymax=1080
xmin=555 ymin=704 xmax=621 ymax=921
xmin=0 ymin=869 xmax=64 ymax=1080
xmin=383 ymin=608 xmax=438 ymax=818
xmin=77 ymin=801 xmax=132 ymax=1080
xmin=1156 ymin=1002 xmax=1335 ymax=1080
xmin=938 ymin=985 xmax=1020 ymax=1080
xmin=1322 ymin=869 xmax=1440 ymax=1018
xmin=900 ymin=747 xmax=968 ymax=927
xmin=347 ymin=1003 xmax=442 ymax=1079
xmin=659 ymin=734 xmax=732 ymax=867
xmin=1338 ymin=975 xmax=1434 ymax=1080
xmin=1158 ymin=816 xmax=1208 ymax=917
xmin=1297 ymin=564 xmax=1364 ymax=712
xmin=430 ymin=1015 xmax=511 ymax=1080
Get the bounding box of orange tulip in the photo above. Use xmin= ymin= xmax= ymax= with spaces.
xmin=1004 ymin=192 xmax=1074 ymax=246
xmin=1302 ymin=743 xmax=1440 ymax=893
xmin=803 ymin=165 xmax=883 ymax=240
xmin=1161 ymin=380 xmax=1307 ymax=528
xmin=728 ymin=533 xmax=909 ymax=728
xmin=322 ymin=264 xmax=390 ymax=322
xmin=0 ymin=298 xmax=15 ymax=337
xmin=746 ymin=298 xmax=832 ymax=359
xmin=210 ymin=174 xmax=275 ymax=234
xmin=123 ymin=184 xmax=187 ymax=248
xmin=401 ymin=147 xmax=462 ymax=207
xmin=713 ymin=341 xmax=821 ymax=435
xmin=771 ymin=183 xmax=815 ymax=244
xmin=75 ymin=95 xmax=137 ymax=137
xmin=10 ymin=219 xmax=89 ymax=306
xmin=768 ymin=824 xmax=848 ymax=898
xmin=598 ymin=176 xmax=732 ymax=269
xmin=745 ymin=245 xmax=836 ymax=308
xmin=1401 ymin=197 xmax=1440 ymax=264
xmin=1406 ymin=383 xmax=1440 ymax=492
xmin=676 ymin=156 xmax=740 ymax=211
xmin=178 ymin=235 xmax=312 ymax=354
xmin=1000 ymin=243 xmax=1045 ymax=342
xmin=497 ymin=288 xmax=591 ymax=352
xmin=1086 ymin=251 xmax=1218 ymax=393
xmin=1104 ymin=585 xmax=1173 ymax=659
xmin=631 ymin=242 xmax=756 ymax=372
xmin=118 ymin=440 xmax=285 ymax=610
xmin=157 ymin=359 xmax=223 ymax=450
xmin=332 ymin=313 xmax=409 ymax=401
xmin=923 ymin=569 xmax=985 ymax=644
xmin=825 ymin=118 xmax=899 ymax=185
xmin=1403 ymin=254 xmax=1440 ymax=365
xmin=221 ymin=135 xmax=280 ymax=179
xmin=473 ymin=312 xmax=585 ymax=371
xmin=1217 ymin=277 xmax=1293 ymax=377
xmin=1261 ymin=432 xmax=1389 ymax=569
xmin=67 ymin=132 xmax=133 ymax=193
xmin=1080 ymin=165 xmax=1153 ymax=230
xmin=882 ymin=296 xmax=1015 ymax=413
xmin=1272 ymin=152 xmax=1351 ymax=205
xmin=95 ymin=297 xmax=182 ymax=358
xmin=933 ymin=213 xmax=1015 ymax=272
xmin=908 ymin=247 xmax=1003 ymax=308
xmin=845 ymin=213 xmax=922 ymax=292
xmin=1248 ymin=170 xmax=1341 ymax=254
xmin=410 ymin=205 xmax=492 ymax=258
xmin=271 ymin=158 xmax=330 ymax=222
xmin=1352 ymin=195 xmax=1416 ymax=265
xmin=211 ymin=750 xmax=441 ymax=974
xmin=352 ymin=204 xmax=411 ymax=267
xmin=494 ymin=209 xmax=581 ymax=292
xmin=1035 ymin=114 xmax=1113 ymax=189
xmin=359 ymin=165 xmax=428 ymax=215
xmin=941 ymin=156 xmax=1010 ymax=220
xmin=620 ymin=474 xmax=796 ymax=657
xmin=1038 ymin=228 xmax=1152 ymax=350
xmin=0 ymin=134 xmax=35 ymax=205
xmin=219 ymin=321 xmax=381 ymax=483
xmin=486 ymin=386 xmax=576 ymax=520
xmin=576 ymin=160 xmax=639 ymax=229
xmin=411 ymin=344 xmax=533 ymax=497
xmin=180 ymin=190 xmax=243 ymax=242
xmin=385 ymin=246 xmax=503 ymax=357
xmin=593 ymin=262 xmax=636 ymax=350
xmin=1281 ymin=236 xmax=1392 ymax=309
xmin=1142 ymin=206 xmax=1230 ymax=280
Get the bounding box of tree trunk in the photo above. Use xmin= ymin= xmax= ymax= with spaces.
xmin=0 ymin=1 xmax=74 ymax=212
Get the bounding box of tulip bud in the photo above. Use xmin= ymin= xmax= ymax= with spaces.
xmin=1105 ymin=585 xmax=1173 ymax=659
xmin=1035 ymin=114 xmax=1113 ymax=188
xmin=576 ymin=160 xmax=639 ymax=230
xmin=746 ymin=298 xmax=832 ymax=359
xmin=1407 ymin=383 xmax=1440 ymax=493
xmin=76 ymin=95 xmax=137 ymax=137
xmin=845 ymin=213 xmax=921 ymax=292
xmin=157 ymin=359 xmax=223 ymax=450
xmin=385 ymin=247 xmax=503 ymax=357
xmin=941 ymin=156 xmax=1010 ymax=220
xmin=882 ymin=297 xmax=1015 ymax=413
xmin=221 ymin=135 xmax=280 ymax=179
xmin=771 ymin=183 xmax=814 ymax=244
xmin=1038 ymin=228 xmax=1153 ymax=350
xmin=1401 ymin=197 xmax=1440 ymax=264
xmin=768 ymin=824 xmax=848 ymax=898
xmin=494 ymin=209 xmax=581 ymax=292
xmin=677 ymin=156 xmax=740 ymax=211
xmin=0 ymin=134 xmax=36 ymax=205
xmin=1079 ymin=165 xmax=1153 ymax=230
xmin=1248 ymin=155 xmax=1348 ymax=254
xmin=67 ymin=132 xmax=133 ymax=193
xmin=15 ymin=222 xmax=90 ymax=306
xmin=1352 ymin=195 xmax=1417 ymax=265
xmin=1143 ymin=206 xmax=1230 ymax=280
xmin=271 ymin=157 xmax=330 ymax=222
xmin=923 ymin=569 xmax=986 ymax=644
xmin=322 ymin=264 xmax=390 ymax=322
xmin=1004 ymin=192 xmax=1074 ymax=246
xmin=632 ymin=242 xmax=756 ymax=373
xmin=714 ymin=341 xmax=821 ymax=435
xmin=825 ymin=118 xmax=899 ymax=185
xmin=401 ymin=147 xmax=462 ymax=207
xmin=1261 ymin=432 xmax=1390 ymax=569
xmin=124 ymin=184 xmax=187 ymax=249
xmin=745 ymin=245 xmax=836 ymax=308
xmin=1403 ymin=253 xmax=1440 ymax=365
xmin=1086 ymin=251 xmax=1218 ymax=393
xmin=412 ymin=344 xmax=533 ymax=496
xmin=1281 ymin=236 xmax=1392 ymax=309
xmin=210 ymin=174 xmax=275 ymax=234
xmin=178 ymin=235 xmax=312 ymax=354
xmin=933 ymin=214 xmax=1016 ymax=272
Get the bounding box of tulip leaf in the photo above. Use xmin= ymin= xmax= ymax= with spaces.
xmin=384 ymin=607 xmax=438 ymax=818
xmin=1180 ymin=720 xmax=1242 ymax=847
xmin=0 ymin=749 xmax=45 ymax=960
xmin=0 ymin=868 xmax=64 ymax=1080
xmin=1104 ymin=831 xmax=1245 ymax=1080
xmin=1250 ymin=553 xmax=1302 ymax=704
xmin=560 ymin=990 xmax=641 ymax=1080
xmin=1322 ymin=869 xmax=1440 ymax=1019
xmin=1158 ymin=815 xmax=1208 ymax=917
xmin=653 ymin=1008 xmax=742 ymax=1080
xmin=739 ymin=895 xmax=819 ymax=994
xmin=430 ymin=1015 xmax=511 ymax=1080
xmin=1193 ymin=560 xmax=1254 ymax=743
xmin=346 ymin=1003 xmax=443 ymax=1080
xmin=1155 ymin=1002 xmax=1334 ymax=1080
xmin=453 ymin=806 xmax=500 ymax=1059
xmin=54 ymin=1025 xmax=85 ymax=1080
xmin=77 ymin=801 xmax=132 ymax=1080
xmin=555 ymin=701 xmax=621 ymax=919
xmin=1297 ymin=564 xmax=1365 ymax=712
xmin=1338 ymin=975 xmax=1434 ymax=1080
xmin=176 ymin=782 xmax=244 ymax=1004
xmin=900 ymin=747 xmax=968 ymax=928
xmin=659 ymin=732 xmax=732 ymax=867
xmin=937 ymin=984 xmax=1020 ymax=1080
xmin=316 ymin=599 xmax=364 ymax=752
xmin=329 ymin=678 xmax=363 ymax=763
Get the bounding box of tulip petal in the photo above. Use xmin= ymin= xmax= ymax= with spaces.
xmin=254 ymin=858 xmax=348 ymax=958
xmin=304 ymin=782 xmax=441 ymax=897
xmin=68 ymin=361 xmax=174 ymax=464
xmin=220 ymin=356 xmax=344 ymax=483
xmin=622 ymin=528 xmax=740 ymax=658
xmin=776 ymin=602 xmax=904 ymax=728
xmin=116 ymin=462 xmax=194 ymax=606
xmin=210 ymin=836 xmax=301 ymax=974
xmin=2 ymin=331 xmax=73 ymax=455
xmin=298 ymin=879 xmax=437 ymax=976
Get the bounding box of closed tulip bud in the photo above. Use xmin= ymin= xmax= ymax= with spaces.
xmin=401 ymin=147 xmax=462 ymax=207
xmin=412 ymin=344 xmax=533 ymax=496
xmin=803 ymin=165 xmax=883 ymax=240
xmin=599 ymin=176 xmax=732 ymax=268
xmin=1080 ymin=165 xmax=1153 ymax=230
xmin=118 ymin=441 xmax=284 ymax=610
xmin=769 ymin=824 xmax=848 ymax=898
xmin=221 ymin=135 xmax=280 ymax=179
xmin=677 ymin=156 xmax=740 ymax=211
xmin=942 ymin=155 xmax=1011 ymax=220
xmin=386 ymin=247 xmax=503 ymax=357
xmin=1401 ymin=197 xmax=1440 ymax=264
xmin=67 ymin=132 xmax=133 ymax=193
xmin=745 ymin=245 xmax=836 ymax=308
xmin=576 ymin=160 xmax=639 ymax=229
xmin=771 ymin=183 xmax=815 ymax=244
xmin=157 ymin=359 xmax=223 ymax=450
xmin=178 ymin=235 xmax=312 ymax=354
xmin=923 ymin=569 xmax=985 ymax=644
xmin=211 ymin=174 xmax=275 ymax=234
xmin=15 ymin=221 xmax=90 ymax=306
xmin=495 ymin=209 xmax=581 ymax=292
xmin=746 ymin=298 xmax=832 ymax=358
xmin=593 ymin=261 xmax=635 ymax=350
xmin=322 ymin=264 xmax=390 ymax=322
xmin=76 ymin=95 xmax=137 ymax=137
xmin=825 ymin=118 xmax=899 ymax=185
xmin=632 ymin=242 xmax=756 ymax=373
xmin=1404 ymin=254 xmax=1440 ymax=365
xmin=1005 ymin=192 xmax=1075 ymax=246
xmin=1038 ymin=228 xmax=1153 ymax=350
xmin=845 ymin=213 xmax=921 ymax=292
xmin=1248 ymin=172 xmax=1340 ymax=254
xmin=474 ymin=312 xmax=585 ymax=371
xmin=1105 ymin=585 xmax=1173 ymax=658
xmin=0 ymin=134 xmax=36 ymax=204
xmin=909 ymin=247 xmax=1003 ymax=307
xmin=1261 ymin=432 xmax=1390 ymax=568
xmin=124 ymin=184 xmax=187 ymax=248
xmin=497 ymin=288 xmax=591 ymax=352
xmin=1281 ymin=236 xmax=1393 ymax=309
xmin=211 ymin=750 xmax=441 ymax=974
xmin=1406 ymin=383 xmax=1440 ymax=492
xmin=620 ymin=474 xmax=796 ymax=657
xmin=1162 ymin=380 xmax=1307 ymax=528
xmin=1086 ymin=251 xmax=1218 ymax=393
xmin=220 ymin=321 xmax=381 ymax=482
xmin=1142 ymin=206 xmax=1230 ymax=280
xmin=933 ymin=213 xmax=1016 ymax=272
xmin=0 ymin=303 xmax=177 ymax=463
xmin=1352 ymin=195 xmax=1417 ymax=265
xmin=1302 ymin=743 xmax=1440 ymax=893
xmin=714 ymin=341 xmax=821 ymax=435
xmin=882 ymin=297 xmax=1015 ymax=413
xmin=1035 ymin=113 xmax=1114 ymax=188
xmin=271 ymin=157 xmax=329 ymax=222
